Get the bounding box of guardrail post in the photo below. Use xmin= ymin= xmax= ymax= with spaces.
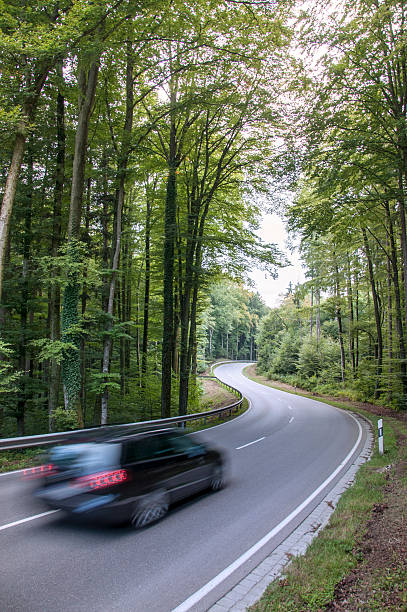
xmin=378 ymin=418 xmax=384 ymax=455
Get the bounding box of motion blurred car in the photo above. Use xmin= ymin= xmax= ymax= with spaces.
xmin=24 ymin=426 xmax=225 ymax=528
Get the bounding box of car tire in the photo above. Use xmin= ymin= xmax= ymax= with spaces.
xmin=131 ymin=490 xmax=169 ymax=529
xmin=209 ymin=464 xmax=224 ymax=491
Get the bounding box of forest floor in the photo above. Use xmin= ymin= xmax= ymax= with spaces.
xmin=245 ymin=364 xmax=407 ymax=611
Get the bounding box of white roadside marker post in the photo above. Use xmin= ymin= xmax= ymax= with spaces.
xmin=378 ymin=418 xmax=384 ymax=455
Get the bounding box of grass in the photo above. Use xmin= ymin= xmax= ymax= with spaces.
xmin=245 ymin=366 xmax=407 ymax=611
xmin=0 ymin=447 xmax=45 ymax=474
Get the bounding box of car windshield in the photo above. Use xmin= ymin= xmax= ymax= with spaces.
xmin=49 ymin=443 xmax=121 ymax=472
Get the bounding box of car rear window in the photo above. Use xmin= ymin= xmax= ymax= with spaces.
xmin=50 ymin=443 xmax=121 ymax=472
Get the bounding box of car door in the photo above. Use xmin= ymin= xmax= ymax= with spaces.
xmin=158 ymin=432 xmax=212 ymax=500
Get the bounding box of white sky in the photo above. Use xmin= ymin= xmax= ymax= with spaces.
xmin=248 ymin=213 xmax=305 ymax=308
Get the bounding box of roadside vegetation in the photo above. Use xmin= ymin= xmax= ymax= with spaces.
xmin=0 ymin=377 xmax=246 ymax=473
xmin=246 ymin=365 xmax=407 ymax=611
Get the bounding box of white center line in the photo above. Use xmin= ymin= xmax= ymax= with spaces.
xmin=0 ymin=510 xmax=60 ymax=532
xmin=236 ymin=437 xmax=265 ymax=450
xmin=289 ymin=416 xmax=294 ymax=424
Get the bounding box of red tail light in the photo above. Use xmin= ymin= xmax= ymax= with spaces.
xmin=23 ymin=464 xmax=56 ymax=479
xmin=73 ymin=469 xmax=128 ymax=490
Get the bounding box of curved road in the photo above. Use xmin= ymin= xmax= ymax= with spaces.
xmin=0 ymin=362 xmax=368 ymax=612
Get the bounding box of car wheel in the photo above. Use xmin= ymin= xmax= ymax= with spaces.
xmin=131 ymin=490 xmax=169 ymax=529
xmin=210 ymin=464 xmax=224 ymax=491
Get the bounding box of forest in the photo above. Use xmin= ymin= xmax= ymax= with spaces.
xmin=1 ymin=0 xmax=407 ymax=438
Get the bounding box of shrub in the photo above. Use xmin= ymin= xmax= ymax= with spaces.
xmin=298 ymin=335 xmax=341 ymax=382
xmin=270 ymin=330 xmax=302 ymax=376
xmin=51 ymin=407 xmax=80 ymax=432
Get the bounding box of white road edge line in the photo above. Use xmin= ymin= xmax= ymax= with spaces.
xmin=0 ymin=510 xmax=60 ymax=532
xmin=172 ymin=412 xmax=363 ymax=612
xmin=236 ymin=437 xmax=265 ymax=450
xmin=0 ymin=467 xmax=26 ymax=477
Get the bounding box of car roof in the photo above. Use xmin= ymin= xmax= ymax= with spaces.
xmin=57 ymin=425 xmax=182 ymax=446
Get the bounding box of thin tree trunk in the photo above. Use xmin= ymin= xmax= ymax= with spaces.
xmin=334 ymin=261 xmax=346 ymax=384
xmin=316 ymin=286 xmax=321 ymax=342
xmin=310 ymin=287 xmax=313 ymax=336
xmin=101 ymin=41 xmax=133 ymax=425
xmin=362 ymin=228 xmax=383 ymax=398
xmin=346 ymin=255 xmax=356 ymax=377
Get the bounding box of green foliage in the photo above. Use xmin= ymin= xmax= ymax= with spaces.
xmin=61 ymin=280 xmax=81 ymax=410
xmin=298 ymin=335 xmax=341 ymax=382
xmin=270 ymin=330 xmax=302 ymax=377
xmin=51 ymin=407 xmax=80 ymax=432
xmin=88 ymin=371 xmax=121 ymax=395
xmin=30 ymin=339 xmax=77 ymax=364
xmin=0 ymin=340 xmax=21 ymax=393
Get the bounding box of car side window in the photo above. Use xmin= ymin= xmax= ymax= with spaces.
xmin=124 ymin=435 xmax=178 ymax=462
xmin=166 ymin=434 xmax=205 ymax=456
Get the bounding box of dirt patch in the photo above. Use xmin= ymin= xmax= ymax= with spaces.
xmin=325 ymin=472 xmax=407 ymax=611
xmin=199 ymin=378 xmax=237 ymax=409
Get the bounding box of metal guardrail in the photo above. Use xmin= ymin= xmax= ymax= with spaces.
xmin=0 ymin=370 xmax=244 ymax=452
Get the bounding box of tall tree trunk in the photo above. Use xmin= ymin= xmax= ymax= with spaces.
xmin=0 ymin=63 xmax=51 ymax=302
xmin=125 ymin=230 xmax=132 ymax=376
xmin=178 ymin=199 xmax=197 ymax=416
xmin=61 ymin=60 xmax=99 ymax=413
xmin=78 ymin=177 xmax=92 ymax=427
xmin=141 ymin=195 xmax=151 ymax=380
xmin=161 ymin=109 xmax=177 ymax=418
xmin=355 ymin=270 xmax=359 ymax=371
xmin=0 ymin=131 xmax=26 ymax=304
xmin=400 ymin=172 xmax=407 ymax=335
xmin=48 ymin=70 xmax=65 ymax=429
xmin=16 ymin=144 xmax=34 ymax=435
xmin=387 ymin=251 xmax=393 ymax=402
xmin=385 ymin=201 xmax=407 ymax=396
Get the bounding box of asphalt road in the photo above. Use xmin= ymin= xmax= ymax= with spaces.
xmin=0 ymin=362 xmax=368 ymax=612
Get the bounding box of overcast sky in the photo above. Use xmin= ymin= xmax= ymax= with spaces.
xmin=248 ymin=213 xmax=305 ymax=308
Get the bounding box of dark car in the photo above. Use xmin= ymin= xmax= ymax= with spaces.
xmin=25 ymin=426 xmax=225 ymax=528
